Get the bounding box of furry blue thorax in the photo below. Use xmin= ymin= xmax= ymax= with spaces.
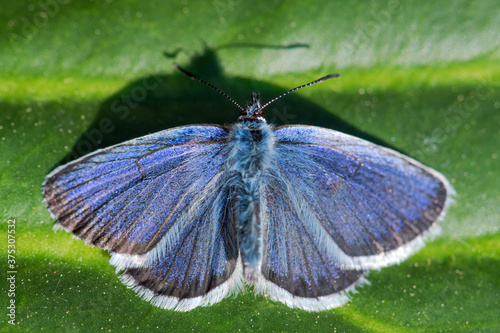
xmin=227 ymin=118 xmax=275 ymax=280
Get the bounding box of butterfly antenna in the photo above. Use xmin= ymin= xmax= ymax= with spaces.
xmin=259 ymin=73 xmax=340 ymax=111
xmin=174 ymin=64 xmax=245 ymax=112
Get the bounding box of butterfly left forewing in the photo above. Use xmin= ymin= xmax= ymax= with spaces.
xmin=44 ymin=125 xmax=231 ymax=268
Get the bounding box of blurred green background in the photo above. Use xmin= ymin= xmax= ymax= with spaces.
xmin=1 ymin=0 xmax=499 ymax=332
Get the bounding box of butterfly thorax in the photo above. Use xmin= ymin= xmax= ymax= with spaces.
xmin=227 ymin=116 xmax=276 ymax=281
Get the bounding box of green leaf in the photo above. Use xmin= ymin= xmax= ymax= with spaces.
xmin=1 ymin=1 xmax=499 ymax=332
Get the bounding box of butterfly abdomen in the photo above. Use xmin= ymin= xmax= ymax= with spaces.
xmin=227 ymin=121 xmax=276 ymax=280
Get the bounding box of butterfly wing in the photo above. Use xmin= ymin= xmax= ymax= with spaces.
xmin=120 ymin=183 xmax=243 ymax=311
xmin=255 ymin=175 xmax=367 ymax=311
xmin=44 ymin=125 xmax=232 ymax=268
xmin=271 ymin=125 xmax=454 ymax=270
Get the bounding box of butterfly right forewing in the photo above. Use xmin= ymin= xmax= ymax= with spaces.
xmin=272 ymin=125 xmax=453 ymax=270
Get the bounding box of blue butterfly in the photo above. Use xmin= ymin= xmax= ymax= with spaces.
xmin=44 ymin=65 xmax=453 ymax=311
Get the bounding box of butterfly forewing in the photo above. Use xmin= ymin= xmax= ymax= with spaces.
xmin=44 ymin=125 xmax=230 ymax=265
xmin=273 ymin=125 xmax=452 ymax=270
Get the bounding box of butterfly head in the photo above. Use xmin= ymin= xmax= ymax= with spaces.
xmin=239 ymin=93 xmax=266 ymax=123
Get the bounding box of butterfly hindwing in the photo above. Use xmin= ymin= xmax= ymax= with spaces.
xmin=120 ymin=183 xmax=243 ymax=311
xmin=255 ymin=175 xmax=367 ymax=311
xmin=273 ymin=125 xmax=453 ymax=270
xmin=44 ymin=125 xmax=231 ymax=267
